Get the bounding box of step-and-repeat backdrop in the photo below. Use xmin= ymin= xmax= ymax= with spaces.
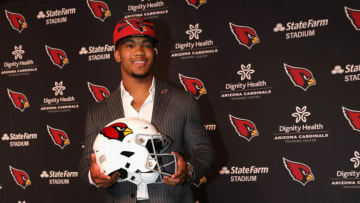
xmin=1 ymin=0 xmax=360 ymax=202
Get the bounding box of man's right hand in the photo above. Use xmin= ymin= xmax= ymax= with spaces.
xmin=90 ymin=153 xmax=120 ymax=188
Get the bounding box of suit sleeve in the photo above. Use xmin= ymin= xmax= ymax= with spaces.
xmin=78 ymin=106 xmax=98 ymax=185
xmin=183 ymin=94 xmax=215 ymax=181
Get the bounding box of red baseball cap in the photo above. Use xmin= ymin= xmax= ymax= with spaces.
xmin=113 ymin=17 xmax=159 ymax=46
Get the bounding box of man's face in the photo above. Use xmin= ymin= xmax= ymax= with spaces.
xmin=114 ymin=36 xmax=155 ymax=79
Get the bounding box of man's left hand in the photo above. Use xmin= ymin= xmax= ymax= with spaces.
xmin=163 ymin=152 xmax=191 ymax=186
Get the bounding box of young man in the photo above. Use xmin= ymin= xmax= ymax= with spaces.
xmin=79 ymin=17 xmax=214 ymax=202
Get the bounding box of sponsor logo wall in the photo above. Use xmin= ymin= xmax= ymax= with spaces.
xmin=1 ymin=1 xmax=360 ymax=202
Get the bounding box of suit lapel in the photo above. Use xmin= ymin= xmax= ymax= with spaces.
xmin=152 ymin=79 xmax=171 ymax=128
xmin=107 ymin=88 xmax=125 ymax=121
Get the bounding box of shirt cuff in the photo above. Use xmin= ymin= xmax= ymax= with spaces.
xmin=186 ymin=162 xmax=195 ymax=182
xmin=88 ymin=170 xmax=99 ymax=188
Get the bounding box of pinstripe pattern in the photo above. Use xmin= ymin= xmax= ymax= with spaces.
xmin=79 ymin=79 xmax=214 ymax=203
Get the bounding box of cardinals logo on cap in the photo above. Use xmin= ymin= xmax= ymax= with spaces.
xmin=229 ymin=22 xmax=260 ymax=49
xmin=5 ymin=10 xmax=28 ymax=33
xmin=101 ymin=123 xmax=133 ymax=141
xmin=87 ymin=82 xmax=110 ymax=102
xmin=344 ymin=6 xmax=360 ymax=31
xmin=87 ymin=0 xmax=111 ymax=22
xmin=9 ymin=166 xmax=31 ymax=189
xmin=7 ymin=89 xmax=29 ymax=112
xmin=284 ymin=63 xmax=316 ymax=91
xmin=342 ymin=106 xmax=360 ymax=133
xmin=185 ymin=0 xmax=207 ymax=9
xmin=47 ymin=125 xmax=70 ymax=149
xmin=229 ymin=114 xmax=259 ymax=142
xmin=45 ymin=45 xmax=69 ymax=69
xmin=283 ymin=157 xmax=314 ymax=186
xmin=179 ymin=73 xmax=207 ymax=100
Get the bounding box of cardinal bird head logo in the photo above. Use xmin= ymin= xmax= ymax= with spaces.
xmin=7 ymin=89 xmax=29 ymax=112
xmin=179 ymin=73 xmax=207 ymax=100
xmin=45 ymin=45 xmax=69 ymax=69
xmin=5 ymin=10 xmax=28 ymax=33
xmin=229 ymin=22 xmax=260 ymax=49
xmin=87 ymin=0 xmax=111 ymax=22
xmin=125 ymin=17 xmax=148 ymax=33
xmin=344 ymin=6 xmax=360 ymax=31
xmin=101 ymin=123 xmax=133 ymax=141
xmin=87 ymin=82 xmax=110 ymax=102
xmin=9 ymin=166 xmax=31 ymax=189
xmin=47 ymin=125 xmax=70 ymax=149
xmin=284 ymin=63 xmax=316 ymax=91
xmin=283 ymin=157 xmax=315 ymax=186
xmin=342 ymin=106 xmax=360 ymax=132
xmin=229 ymin=114 xmax=259 ymax=142
xmin=185 ymin=0 xmax=207 ymax=9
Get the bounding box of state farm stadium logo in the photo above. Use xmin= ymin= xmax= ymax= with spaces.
xmin=1 ymin=45 xmax=38 ymax=77
xmin=273 ymin=105 xmax=329 ymax=143
xmin=40 ymin=169 xmax=78 ymax=185
xmin=124 ymin=0 xmax=168 ymax=19
xmin=331 ymin=64 xmax=360 ymax=83
xmin=40 ymin=81 xmax=79 ymax=113
xmin=1 ymin=132 xmax=38 ymax=147
xmin=273 ymin=18 xmax=329 ymax=39
xmin=171 ymin=23 xmax=219 ymax=60
xmin=219 ymin=165 xmax=269 ymax=182
xmin=330 ymin=150 xmax=360 ymax=189
xmin=220 ymin=64 xmax=272 ymax=100
xmin=79 ymin=44 xmax=114 ymax=62
xmin=36 ymin=7 xmax=76 ymax=25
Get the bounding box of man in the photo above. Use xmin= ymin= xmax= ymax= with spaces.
xmin=79 ymin=17 xmax=214 ymax=202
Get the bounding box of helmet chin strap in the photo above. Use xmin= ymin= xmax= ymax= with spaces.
xmin=136 ymin=182 xmax=149 ymax=200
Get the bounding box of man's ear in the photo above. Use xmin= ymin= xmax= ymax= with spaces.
xmin=153 ymin=47 xmax=158 ymax=55
xmin=114 ymin=50 xmax=121 ymax=63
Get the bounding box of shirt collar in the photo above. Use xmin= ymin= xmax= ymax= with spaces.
xmin=120 ymin=77 xmax=156 ymax=98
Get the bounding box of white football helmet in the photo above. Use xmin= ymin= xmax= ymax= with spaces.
xmin=93 ymin=117 xmax=177 ymax=186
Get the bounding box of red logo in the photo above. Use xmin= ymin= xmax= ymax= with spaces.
xmin=7 ymin=89 xmax=29 ymax=112
xmin=229 ymin=22 xmax=260 ymax=49
xmin=345 ymin=6 xmax=360 ymax=30
xmin=342 ymin=106 xmax=360 ymax=132
xmin=125 ymin=18 xmax=148 ymax=32
xmin=9 ymin=166 xmax=31 ymax=189
xmin=185 ymin=0 xmax=207 ymax=9
xmin=45 ymin=45 xmax=69 ymax=69
xmin=179 ymin=73 xmax=207 ymax=100
xmin=101 ymin=123 xmax=133 ymax=141
xmin=229 ymin=114 xmax=259 ymax=142
xmin=87 ymin=0 xmax=111 ymax=22
xmin=87 ymin=82 xmax=110 ymax=102
xmin=47 ymin=125 xmax=70 ymax=149
xmin=284 ymin=63 xmax=316 ymax=91
xmin=283 ymin=158 xmax=314 ymax=186
xmin=5 ymin=10 xmax=28 ymax=33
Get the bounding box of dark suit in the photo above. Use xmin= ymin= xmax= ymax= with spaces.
xmin=79 ymin=79 xmax=214 ymax=203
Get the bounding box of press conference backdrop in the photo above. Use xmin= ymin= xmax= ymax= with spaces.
xmin=1 ymin=0 xmax=360 ymax=202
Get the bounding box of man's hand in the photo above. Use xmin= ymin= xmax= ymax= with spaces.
xmin=163 ymin=152 xmax=191 ymax=186
xmin=90 ymin=153 xmax=120 ymax=188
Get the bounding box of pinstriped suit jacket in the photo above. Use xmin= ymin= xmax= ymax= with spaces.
xmin=79 ymin=79 xmax=214 ymax=203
